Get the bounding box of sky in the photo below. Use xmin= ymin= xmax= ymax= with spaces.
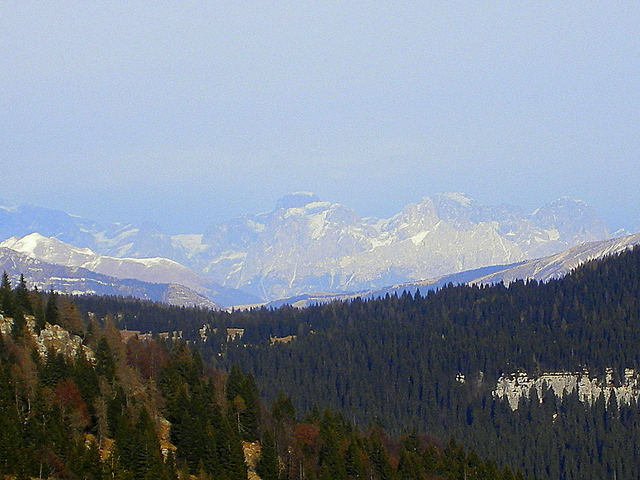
xmin=1 ymin=2 xmax=639 ymax=234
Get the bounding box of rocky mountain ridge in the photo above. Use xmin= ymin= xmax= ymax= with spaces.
xmin=264 ymin=233 xmax=640 ymax=308
xmin=0 ymin=233 xmax=259 ymax=307
xmin=0 ymin=247 xmax=218 ymax=309
xmin=0 ymin=193 xmax=612 ymax=302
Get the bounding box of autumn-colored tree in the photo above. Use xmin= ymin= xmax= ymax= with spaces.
xmin=54 ymin=378 xmax=91 ymax=437
xmin=58 ymin=296 xmax=83 ymax=336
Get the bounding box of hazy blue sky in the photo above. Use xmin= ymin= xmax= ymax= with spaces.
xmin=2 ymin=2 xmax=639 ymax=234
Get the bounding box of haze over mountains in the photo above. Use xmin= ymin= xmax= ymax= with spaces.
xmin=0 ymin=193 xmax=625 ymax=304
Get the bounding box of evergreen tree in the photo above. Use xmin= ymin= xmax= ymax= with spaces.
xmin=95 ymin=337 xmax=116 ymax=383
xmin=11 ymin=306 xmax=26 ymax=340
xmin=44 ymin=289 xmax=60 ymax=326
xmin=14 ymin=274 xmax=33 ymax=316
xmin=272 ymin=392 xmax=296 ymax=423
xmin=256 ymin=430 xmax=279 ymax=480
xmin=0 ymin=271 xmax=14 ymax=317
xmin=114 ymin=408 xmax=166 ymax=480
xmin=345 ymin=440 xmax=367 ymax=480
xmin=367 ymin=431 xmax=393 ymax=480
xmin=31 ymin=286 xmax=46 ymax=333
xmin=0 ymin=367 xmax=22 ymax=475
xmin=226 ymin=365 xmax=261 ymax=441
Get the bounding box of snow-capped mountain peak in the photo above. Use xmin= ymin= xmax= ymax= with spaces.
xmin=0 ymin=232 xmax=98 ymax=265
xmin=0 ymin=194 xmax=614 ymax=302
xmin=0 ymin=233 xmax=259 ymax=307
xmin=275 ymin=192 xmax=321 ymax=210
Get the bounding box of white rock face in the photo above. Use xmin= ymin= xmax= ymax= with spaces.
xmin=185 ymin=193 xmax=609 ymax=301
xmin=0 ymin=193 xmax=612 ymax=303
xmin=0 ymin=233 xmax=205 ymax=290
xmin=0 ymin=233 xmax=226 ymax=308
xmin=35 ymin=322 xmax=94 ymax=361
xmin=493 ymin=369 xmax=640 ymax=410
xmin=471 ymin=233 xmax=640 ymax=286
xmin=0 ymin=316 xmax=93 ymax=361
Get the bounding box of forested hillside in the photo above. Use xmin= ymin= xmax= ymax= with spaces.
xmin=70 ymin=246 xmax=640 ymax=479
xmin=221 ymin=247 xmax=640 ymax=480
xmin=0 ymin=275 xmax=526 ymax=480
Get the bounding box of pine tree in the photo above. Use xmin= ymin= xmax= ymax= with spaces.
xmin=14 ymin=274 xmax=33 ymax=316
xmin=256 ymin=430 xmax=280 ymax=480
xmin=95 ymin=337 xmax=116 ymax=383
xmin=31 ymin=287 xmax=46 ymax=333
xmin=0 ymin=271 xmax=14 ymax=317
xmin=45 ymin=289 xmax=60 ymax=326
xmin=0 ymin=366 xmax=22 ymax=475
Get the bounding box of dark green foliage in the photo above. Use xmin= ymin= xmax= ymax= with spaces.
xmin=0 ymin=366 xmax=22 ymax=475
xmin=368 ymin=430 xmax=394 ymax=480
xmin=114 ymin=408 xmax=166 ymax=480
xmin=76 ymin=439 xmax=105 ymax=480
xmin=256 ymin=430 xmax=279 ymax=480
xmin=272 ymin=392 xmax=296 ymax=423
xmin=45 ymin=289 xmax=60 ymax=326
xmin=208 ymin=246 xmax=640 ymax=479
xmin=344 ymin=438 xmax=367 ymax=479
xmin=11 ymin=306 xmax=26 ymax=339
xmin=72 ymin=294 xmax=223 ymax=338
xmin=5 ymin=246 xmax=640 ymax=479
xmin=62 ymin=246 xmax=640 ymax=479
xmin=95 ymin=337 xmax=116 ymax=382
xmin=107 ymin=386 xmax=127 ymax=437
xmin=0 ymin=271 xmax=14 ymax=317
xmin=317 ymin=427 xmax=347 ymax=479
xmin=160 ymin=347 xmax=247 ymax=479
xmin=10 ymin=276 xmax=32 ymax=339
xmin=15 ymin=274 xmax=32 ymax=316
xmin=31 ymin=287 xmax=46 ymax=333
xmin=0 ymin=278 xmax=530 ymax=480
xmin=40 ymin=350 xmax=72 ymax=387
xmin=226 ymin=364 xmax=261 ymax=441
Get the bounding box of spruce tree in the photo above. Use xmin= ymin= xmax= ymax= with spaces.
xmin=45 ymin=289 xmax=60 ymax=326
xmin=14 ymin=274 xmax=32 ymax=316
xmin=0 ymin=271 xmax=13 ymax=317
xmin=31 ymin=286 xmax=46 ymax=333
xmin=11 ymin=306 xmax=26 ymax=340
xmin=0 ymin=367 xmax=22 ymax=475
xmin=95 ymin=337 xmax=117 ymax=383
xmin=256 ymin=430 xmax=280 ymax=480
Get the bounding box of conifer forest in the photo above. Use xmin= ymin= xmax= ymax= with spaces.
xmin=4 ymin=247 xmax=640 ymax=479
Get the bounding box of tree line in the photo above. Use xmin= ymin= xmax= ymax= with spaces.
xmin=0 ymin=274 xmax=528 ymax=480
xmin=12 ymin=246 xmax=640 ymax=479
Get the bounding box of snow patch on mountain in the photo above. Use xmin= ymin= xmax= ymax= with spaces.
xmin=171 ymin=234 xmax=206 ymax=255
xmin=471 ymin=233 xmax=640 ymax=286
xmin=0 ymin=233 xmax=260 ymax=307
xmin=0 ymin=193 xmax=613 ymax=302
xmin=125 ymin=194 xmax=611 ymax=300
xmin=272 ymin=233 xmax=640 ymax=309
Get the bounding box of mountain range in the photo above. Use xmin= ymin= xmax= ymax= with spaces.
xmin=276 ymin=232 xmax=640 ymax=308
xmin=0 ymin=246 xmax=221 ymax=308
xmin=0 ymin=193 xmax=620 ymax=304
